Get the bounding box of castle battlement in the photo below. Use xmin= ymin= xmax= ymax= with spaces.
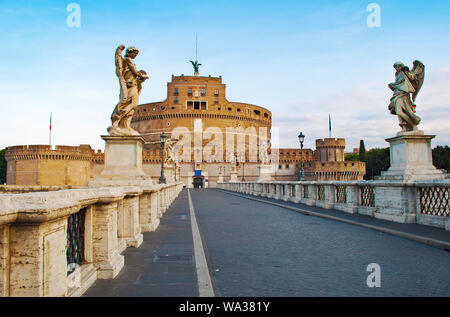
xmin=171 ymin=74 xmax=223 ymax=83
xmin=315 ymin=138 xmax=346 ymax=148
xmin=5 ymin=145 xmax=94 ymax=186
xmin=5 ymin=144 xmax=94 ymax=161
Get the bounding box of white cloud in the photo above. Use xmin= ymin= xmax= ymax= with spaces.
xmin=272 ymin=66 xmax=450 ymax=151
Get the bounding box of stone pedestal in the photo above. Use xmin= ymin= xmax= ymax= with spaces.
xmin=378 ymin=131 xmax=446 ymax=181
xmin=257 ymin=164 xmax=273 ymax=182
xmin=229 ymin=170 xmax=238 ymax=182
xmin=101 ymin=135 xmax=146 ymax=178
xmin=164 ymin=165 xmax=175 ymax=183
xmin=89 ymin=135 xmax=154 ymax=187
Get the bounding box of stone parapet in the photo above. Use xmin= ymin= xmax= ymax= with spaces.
xmin=218 ymin=179 xmax=450 ymax=230
xmin=0 ymin=182 xmax=183 ymax=297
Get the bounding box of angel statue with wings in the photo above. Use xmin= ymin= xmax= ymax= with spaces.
xmin=259 ymin=139 xmax=271 ymax=165
xmin=163 ymin=139 xmax=176 ymax=165
xmin=388 ymin=60 xmax=425 ymax=132
xmin=108 ymin=45 xmax=149 ymax=136
xmin=190 ymin=60 xmax=202 ymax=75
xmin=227 ymin=151 xmax=237 ymax=172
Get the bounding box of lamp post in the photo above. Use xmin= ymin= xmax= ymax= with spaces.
xmin=242 ymin=162 xmax=245 ymax=182
xmin=298 ymin=132 xmax=305 ymax=181
xmin=159 ymin=132 xmax=167 ymax=184
xmin=174 ymin=157 xmax=178 ymax=182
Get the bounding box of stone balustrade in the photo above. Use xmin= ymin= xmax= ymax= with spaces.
xmin=0 ymin=182 xmax=183 ymax=297
xmin=217 ymin=180 xmax=450 ymax=231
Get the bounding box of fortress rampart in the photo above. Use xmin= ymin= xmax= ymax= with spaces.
xmin=5 ymin=145 xmax=96 ymax=186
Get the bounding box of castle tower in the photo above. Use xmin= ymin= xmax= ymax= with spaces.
xmin=315 ymin=138 xmax=346 ymax=162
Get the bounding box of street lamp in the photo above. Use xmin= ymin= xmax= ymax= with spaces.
xmin=159 ymin=131 xmax=167 ymax=184
xmin=242 ymin=162 xmax=245 ymax=182
xmin=174 ymin=157 xmax=178 ymax=182
xmin=298 ymin=132 xmax=305 ymax=181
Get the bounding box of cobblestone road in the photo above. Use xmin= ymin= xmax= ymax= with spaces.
xmin=191 ymin=189 xmax=450 ymax=297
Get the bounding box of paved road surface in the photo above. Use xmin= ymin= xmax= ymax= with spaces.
xmin=85 ymin=188 xmax=450 ymax=297
xmin=191 ymin=189 xmax=450 ymax=297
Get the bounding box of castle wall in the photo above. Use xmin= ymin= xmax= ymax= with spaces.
xmin=131 ymin=75 xmax=272 ymax=162
xmin=5 ymin=145 xmax=93 ymax=186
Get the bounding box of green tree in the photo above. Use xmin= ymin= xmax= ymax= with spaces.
xmin=0 ymin=149 xmax=6 ymax=184
xmin=365 ymin=147 xmax=390 ymax=180
xmin=432 ymin=145 xmax=450 ymax=172
xmin=345 ymin=153 xmax=359 ymax=161
xmin=359 ymin=140 xmax=367 ymax=162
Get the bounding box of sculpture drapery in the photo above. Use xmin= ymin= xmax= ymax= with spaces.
xmin=388 ymin=60 xmax=425 ymax=132
xmin=108 ymin=45 xmax=149 ymax=136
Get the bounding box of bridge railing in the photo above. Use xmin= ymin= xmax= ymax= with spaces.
xmin=0 ymin=182 xmax=183 ymax=297
xmin=217 ymin=180 xmax=450 ymax=231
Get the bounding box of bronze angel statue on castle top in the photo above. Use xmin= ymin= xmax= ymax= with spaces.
xmin=388 ymin=60 xmax=425 ymax=132
xmin=108 ymin=45 xmax=149 ymax=136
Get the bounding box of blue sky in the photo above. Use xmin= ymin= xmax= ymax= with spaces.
xmin=1 ymin=0 xmax=450 ymax=151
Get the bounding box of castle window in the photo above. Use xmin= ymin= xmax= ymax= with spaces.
xmin=228 ymin=107 xmax=232 ymax=111
xmin=188 ymin=88 xmax=192 ymax=96
xmin=286 ymin=164 xmax=290 ymax=169
xmin=174 ymin=97 xmax=178 ymax=104
xmin=254 ymin=110 xmax=260 ymax=115
xmin=237 ymin=108 xmax=241 ymax=112
xmin=215 ymin=99 xmax=219 ymax=104
xmin=214 ymin=89 xmax=219 ymax=96
xmin=188 ymin=100 xmax=207 ymax=110
xmin=264 ymin=113 xmax=268 ymax=118
xmin=201 ymin=89 xmax=206 ymax=96
xmin=174 ymin=88 xmax=179 ymax=96
xmin=161 ymin=106 xmax=165 ymax=110
xmin=217 ymin=107 xmax=221 ymax=111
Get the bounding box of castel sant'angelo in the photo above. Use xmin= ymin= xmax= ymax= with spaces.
xmin=5 ymin=61 xmax=365 ymax=187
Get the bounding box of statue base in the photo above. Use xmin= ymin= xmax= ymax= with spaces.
xmin=377 ymin=131 xmax=446 ymax=181
xmin=89 ymin=135 xmax=154 ymax=186
xmin=107 ymin=126 xmax=141 ymax=137
xmin=257 ymin=164 xmax=273 ymax=182
xmin=229 ymin=171 xmax=239 ymax=183
xmin=163 ymin=164 xmax=175 ymax=183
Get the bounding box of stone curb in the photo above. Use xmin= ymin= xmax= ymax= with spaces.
xmin=219 ymin=189 xmax=450 ymax=252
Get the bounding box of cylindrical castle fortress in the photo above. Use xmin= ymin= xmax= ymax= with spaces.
xmin=130 ymin=74 xmax=272 ymax=187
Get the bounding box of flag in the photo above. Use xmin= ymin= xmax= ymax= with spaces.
xmin=329 ymin=114 xmax=331 ymax=137
xmin=50 ymin=112 xmax=52 ymax=131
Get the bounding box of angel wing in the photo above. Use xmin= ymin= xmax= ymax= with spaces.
xmin=411 ymin=60 xmax=425 ymax=102
xmin=115 ymin=45 xmax=125 ymax=78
